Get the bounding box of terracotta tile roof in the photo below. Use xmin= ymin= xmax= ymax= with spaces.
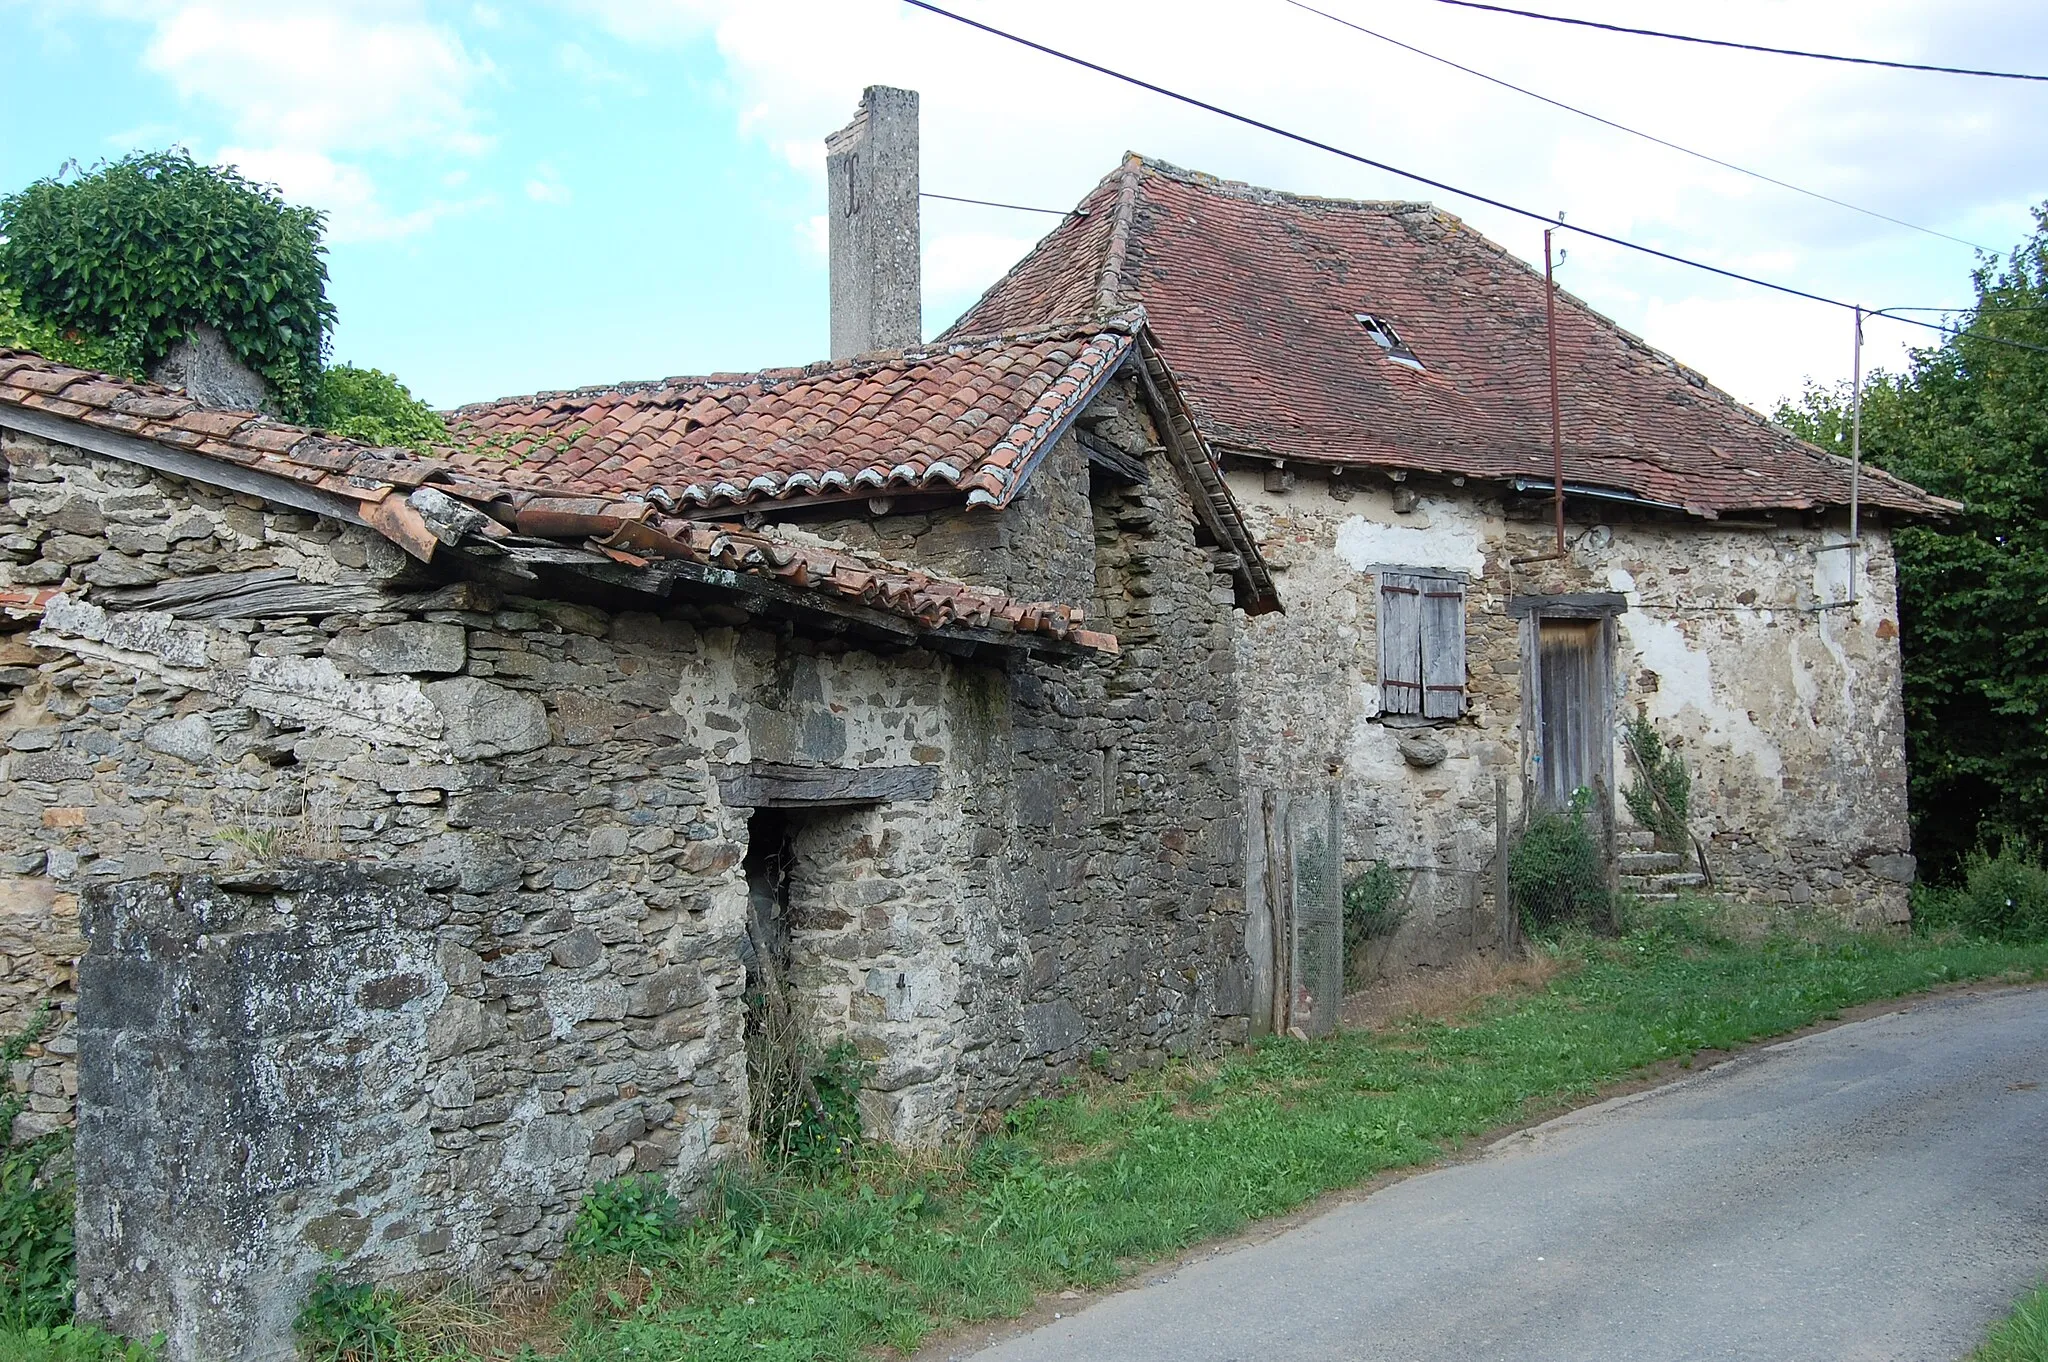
xmin=441 ymin=321 xmax=1137 ymax=513
xmin=947 ymin=157 xmax=1952 ymax=520
xmin=0 ymin=350 xmax=1113 ymax=652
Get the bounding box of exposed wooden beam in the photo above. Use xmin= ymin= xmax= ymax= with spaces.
xmin=1078 ymin=429 xmax=1150 ymax=484
xmin=712 ymin=761 xmax=941 ymax=808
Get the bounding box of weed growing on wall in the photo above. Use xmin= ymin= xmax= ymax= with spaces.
xmin=0 ymin=1006 xmax=74 ymax=1332
xmin=1622 ymin=713 xmax=1692 ymax=849
xmin=1510 ymin=790 xmax=1613 ymax=933
xmin=566 ymin=1176 xmax=685 ymax=1262
xmin=1341 ymin=863 xmax=1408 ymax=985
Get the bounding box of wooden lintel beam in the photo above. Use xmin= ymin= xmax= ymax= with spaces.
xmin=712 ymin=761 xmax=941 ymax=809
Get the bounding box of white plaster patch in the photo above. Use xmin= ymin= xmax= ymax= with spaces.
xmin=1607 ymin=567 xmax=1636 ymax=595
xmin=1620 ymin=610 xmax=1782 ymax=782
xmin=244 ymin=655 xmax=444 ymax=742
xmin=1331 ymin=503 xmax=1486 ymax=577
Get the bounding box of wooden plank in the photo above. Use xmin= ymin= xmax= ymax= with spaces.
xmin=712 ymin=761 xmax=941 ymax=809
xmin=1077 ymin=429 xmax=1150 ymax=483
xmin=0 ymin=406 xmax=370 ymax=528
xmin=1509 ymin=591 xmax=1628 ymax=619
xmin=1421 ymin=581 xmax=1466 ymax=719
xmin=1379 ymin=572 xmax=1423 ymax=715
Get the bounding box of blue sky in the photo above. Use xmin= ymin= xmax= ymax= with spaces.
xmin=8 ymin=1 xmax=2047 ymax=412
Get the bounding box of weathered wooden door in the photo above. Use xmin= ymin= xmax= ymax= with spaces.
xmin=1535 ymin=617 xmax=1608 ymax=808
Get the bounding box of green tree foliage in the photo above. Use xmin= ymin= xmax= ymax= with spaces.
xmin=0 ymin=151 xmax=334 ymax=417
xmin=1775 ymin=206 xmax=2048 ymax=878
xmin=309 ymin=365 xmax=446 ymax=452
xmin=0 ymin=288 xmax=140 ymax=378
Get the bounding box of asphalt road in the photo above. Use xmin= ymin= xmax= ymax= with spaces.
xmin=958 ymin=987 xmax=2048 ymax=1362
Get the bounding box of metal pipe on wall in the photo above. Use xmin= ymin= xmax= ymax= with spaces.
xmin=1511 ymin=227 xmax=1570 ymax=567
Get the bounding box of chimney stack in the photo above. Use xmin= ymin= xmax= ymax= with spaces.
xmin=826 ymin=85 xmax=921 ymax=359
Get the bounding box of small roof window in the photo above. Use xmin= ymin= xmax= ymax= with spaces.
xmin=1355 ymin=313 xmax=1424 ymax=371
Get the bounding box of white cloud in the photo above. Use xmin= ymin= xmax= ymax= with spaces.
xmin=49 ymin=0 xmax=496 ymax=243
xmin=576 ymin=0 xmax=2048 ymax=406
xmin=141 ymin=2 xmax=492 ymax=155
xmin=524 ymin=163 xmax=573 ymax=204
xmin=216 ymin=144 xmax=494 ymax=243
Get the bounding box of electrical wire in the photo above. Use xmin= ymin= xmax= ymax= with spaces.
xmin=1282 ymin=0 xmax=1990 ymax=252
xmin=921 ymin=191 xmax=1084 ymax=216
xmin=1414 ymin=0 xmax=2048 ymax=82
xmin=901 ymin=0 xmax=2046 ymax=356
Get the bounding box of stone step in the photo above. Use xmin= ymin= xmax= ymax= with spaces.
xmin=1619 ymin=871 xmax=1707 ymax=895
xmin=1617 ymin=851 xmax=1686 ymax=875
xmin=1617 ymin=829 xmax=1657 ymax=852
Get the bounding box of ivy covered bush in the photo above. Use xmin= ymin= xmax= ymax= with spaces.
xmin=0 ymin=151 xmax=333 ymax=417
xmin=1510 ymin=790 xmax=1613 ymax=934
xmin=0 ymin=150 xmax=444 ymax=448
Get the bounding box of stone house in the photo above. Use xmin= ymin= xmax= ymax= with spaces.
xmin=0 ymin=293 xmax=1273 ymax=1351
xmin=952 ymin=155 xmax=1953 ymax=964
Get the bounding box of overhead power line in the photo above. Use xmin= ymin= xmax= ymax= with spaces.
xmin=1283 ymin=0 xmax=1990 ymax=252
xmin=1415 ymin=0 xmax=2048 ymax=83
xmin=900 ymin=0 xmax=2032 ymax=356
xmin=921 ymin=191 xmax=1085 ymax=217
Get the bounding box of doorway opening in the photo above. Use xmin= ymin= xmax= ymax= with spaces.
xmin=1533 ymin=616 xmax=1611 ymax=810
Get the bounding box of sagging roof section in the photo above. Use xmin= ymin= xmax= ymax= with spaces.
xmin=946 ymin=155 xmax=1955 ymax=521
xmin=0 ymin=349 xmax=1115 ymax=656
xmin=444 ymin=321 xmax=1137 ymax=513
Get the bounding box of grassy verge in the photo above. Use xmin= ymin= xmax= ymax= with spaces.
xmin=520 ymin=905 xmax=2048 ymax=1362
xmin=1970 ymin=1281 xmax=2048 ymax=1362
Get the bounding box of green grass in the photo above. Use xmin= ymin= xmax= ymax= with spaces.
xmin=0 ymin=1325 xmax=155 ymax=1362
xmin=1971 ymin=1281 xmax=2048 ymax=1362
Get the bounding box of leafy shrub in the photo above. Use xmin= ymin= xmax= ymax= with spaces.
xmin=0 ymin=151 xmax=334 ymax=417
xmin=0 ymin=288 xmax=140 ymax=378
xmin=1918 ymin=842 xmax=2048 ymax=943
xmin=1 ymin=1007 xmax=74 ymax=1330
xmin=293 ymin=1271 xmax=404 ymax=1362
xmin=566 ymin=1174 xmax=684 ymax=1261
xmin=777 ymin=1041 xmax=867 ymax=1174
xmin=1622 ymin=713 xmax=1691 ymax=849
xmin=1510 ymin=790 xmax=1612 ymax=933
xmin=1341 ymin=862 xmax=1407 ymax=983
xmin=310 ymin=365 xmax=446 ymax=452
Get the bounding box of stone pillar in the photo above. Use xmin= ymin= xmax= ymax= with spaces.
xmin=147 ymin=324 xmax=269 ymax=412
xmin=826 ymin=85 xmax=921 ymax=359
xmin=74 ymin=867 xmax=446 ymax=1362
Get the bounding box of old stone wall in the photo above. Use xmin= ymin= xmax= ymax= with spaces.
xmin=1229 ymin=467 xmax=1913 ymax=965
xmin=0 ymin=430 xmax=1018 ymax=1275
xmin=768 ymin=373 xmax=1253 ymax=1085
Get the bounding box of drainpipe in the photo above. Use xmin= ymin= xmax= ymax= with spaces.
xmin=1511 ymin=227 xmax=1569 ymax=567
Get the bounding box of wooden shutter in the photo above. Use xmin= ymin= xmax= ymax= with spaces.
xmin=1421 ymin=579 xmax=1467 ymax=718
xmin=1379 ymin=573 xmax=1423 ymax=715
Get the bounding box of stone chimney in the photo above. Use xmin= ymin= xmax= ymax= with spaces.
xmin=826 ymin=86 xmax=921 ymax=359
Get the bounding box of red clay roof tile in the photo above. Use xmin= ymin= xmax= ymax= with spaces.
xmin=0 ymin=348 xmax=1111 ymax=652
xmin=441 ymin=321 xmax=1136 ymax=513
xmin=947 ymin=157 xmax=1950 ymax=520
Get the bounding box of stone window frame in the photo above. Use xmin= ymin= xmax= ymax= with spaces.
xmin=1375 ymin=565 xmax=1468 ymax=721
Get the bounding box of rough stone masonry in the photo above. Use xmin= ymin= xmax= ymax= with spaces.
xmin=0 ymin=352 xmax=1253 ymax=1356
